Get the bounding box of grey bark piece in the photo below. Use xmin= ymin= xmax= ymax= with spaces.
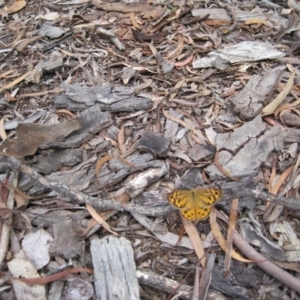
xmin=164 ymin=109 xmax=182 ymax=140
xmin=63 ymin=83 xmax=115 ymax=105
xmin=223 ymin=126 xmax=284 ymax=177
xmin=188 ymin=144 xmax=216 ymax=162
xmin=240 ymin=222 xmax=287 ymax=262
xmin=98 ymin=159 xmax=168 ymax=190
xmin=285 ymin=128 xmax=300 ymax=143
xmin=207 ymin=115 xmax=286 ymax=179
xmin=44 ymin=105 xmax=112 ymax=148
xmin=207 ymin=125 xmax=285 ymax=179
xmin=215 ymin=115 xmax=266 ymax=151
xmin=192 ymin=8 xmax=289 ymax=28
xmin=49 ymin=219 xmax=85 ymax=259
xmin=65 ymin=278 xmax=94 ymax=300
xmin=136 ymin=131 xmax=170 ymax=157
xmin=45 ymin=167 xmax=95 ymax=193
xmin=55 ymin=83 xmax=153 ymax=112
xmin=55 ymin=94 xmax=96 ymax=111
xmin=108 ymin=153 xmax=153 ymax=172
xmin=32 ymin=149 xmax=83 ymax=175
xmin=4 ymin=110 xmax=46 ymax=130
xmin=38 ymin=23 xmax=65 ymax=39
xmin=38 ymin=51 xmax=64 ymax=72
xmin=230 ymin=69 xmax=283 ymax=120
xmin=193 ymin=41 xmax=285 ymax=69
xmin=205 ymin=150 xmax=233 ymax=179
xmin=180 ymin=168 xmax=204 ymax=190
xmin=211 ymin=261 xmax=258 ymax=299
xmin=26 ymin=51 xmax=64 ymax=84
xmin=114 ymin=86 xmax=135 ymax=95
xmin=91 ymin=236 xmax=140 ymax=300
xmin=111 ymin=97 xmax=152 ymax=112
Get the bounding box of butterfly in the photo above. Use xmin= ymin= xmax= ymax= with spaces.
xmin=167 ymin=188 xmax=223 ymax=221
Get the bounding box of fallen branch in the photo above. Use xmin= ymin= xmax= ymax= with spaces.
xmin=2 ymin=157 xmax=300 ymax=216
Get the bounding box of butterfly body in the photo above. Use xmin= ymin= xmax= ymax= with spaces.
xmin=167 ymin=188 xmax=222 ymax=221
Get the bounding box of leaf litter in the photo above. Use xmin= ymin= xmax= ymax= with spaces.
xmin=1 ymin=0 xmax=300 ymax=299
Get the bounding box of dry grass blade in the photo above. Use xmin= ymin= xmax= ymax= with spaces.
xmin=209 ymin=207 xmax=252 ymax=263
xmin=224 ymin=198 xmax=239 ymax=276
xmin=86 ymin=203 xmax=118 ymax=236
xmin=181 ymin=217 xmax=206 ymax=267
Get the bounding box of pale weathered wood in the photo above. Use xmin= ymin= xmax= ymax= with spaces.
xmin=91 ymin=236 xmax=140 ymax=300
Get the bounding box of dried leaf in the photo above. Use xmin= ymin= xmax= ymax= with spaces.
xmin=0 ymin=71 xmax=33 ymax=93
xmin=224 ymin=198 xmax=239 ymax=276
xmin=4 ymin=90 xmax=16 ymax=101
xmin=244 ymin=18 xmax=273 ymax=27
xmin=16 ymin=36 xmax=42 ymax=51
xmin=274 ymin=98 xmax=300 ymax=117
xmin=174 ymin=55 xmax=194 ymax=67
xmin=56 ymin=109 xmax=75 ymax=118
xmin=163 ymin=109 xmax=207 ymax=143
xmin=181 ymin=217 xmax=206 ymax=267
xmin=270 ymin=166 xmax=293 ymax=195
xmin=3 ymin=0 xmax=26 ymax=14
xmin=0 ymin=118 xmax=7 ymax=141
xmin=210 ymin=208 xmax=252 ymax=263
xmin=214 ymin=151 xmax=241 ymax=182
xmin=86 ymin=203 xmax=118 ymax=236
xmin=95 ymin=155 xmax=113 ymax=179
xmin=0 ymin=119 xmax=81 ymax=158
xmin=262 ymin=71 xmax=295 ymax=116
xmin=21 ymin=229 xmax=53 ymax=269
xmin=129 ymin=12 xmax=141 ymax=29
xmin=118 ymin=124 xmax=126 ymax=154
